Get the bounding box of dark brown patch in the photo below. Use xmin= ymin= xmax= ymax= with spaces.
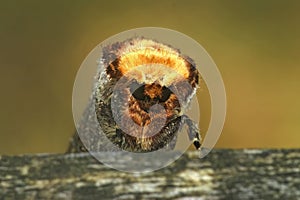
xmin=128 ymin=99 xmax=151 ymax=126
xmin=106 ymin=58 xmax=122 ymax=79
xmin=144 ymin=83 xmax=163 ymax=99
xmin=187 ymin=63 xmax=199 ymax=88
xmin=164 ymin=94 xmax=181 ymax=119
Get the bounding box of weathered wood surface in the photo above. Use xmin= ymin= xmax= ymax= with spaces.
xmin=0 ymin=149 xmax=299 ymax=200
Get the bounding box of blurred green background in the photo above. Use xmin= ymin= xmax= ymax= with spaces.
xmin=0 ymin=1 xmax=299 ymax=155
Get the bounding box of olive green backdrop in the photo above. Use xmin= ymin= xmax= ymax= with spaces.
xmin=0 ymin=0 xmax=299 ymax=154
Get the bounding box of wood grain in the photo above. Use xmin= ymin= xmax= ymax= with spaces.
xmin=0 ymin=149 xmax=299 ymax=200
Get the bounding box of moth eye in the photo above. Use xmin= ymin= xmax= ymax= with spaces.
xmin=130 ymin=82 xmax=146 ymax=100
xmin=159 ymin=86 xmax=172 ymax=102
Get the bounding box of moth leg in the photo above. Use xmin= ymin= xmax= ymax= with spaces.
xmin=181 ymin=115 xmax=201 ymax=150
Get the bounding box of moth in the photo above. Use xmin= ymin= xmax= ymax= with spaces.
xmin=68 ymin=37 xmax=201 ymax=153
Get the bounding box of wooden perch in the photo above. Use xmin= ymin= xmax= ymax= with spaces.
xmin=0 ymin=149 xmax=299 ymax=199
